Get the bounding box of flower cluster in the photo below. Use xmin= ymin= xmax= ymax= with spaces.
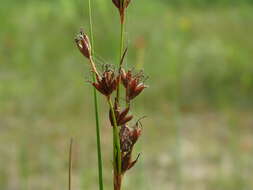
xmin=92 ymin=67 xmax=120 ymax=97
xmin=121 ymin=69 xmax=147 ymax=103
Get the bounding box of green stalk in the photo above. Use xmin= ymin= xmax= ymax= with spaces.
xmin=108 ymin=98 xmax=121 ymax=175
xmin=174 ymin=108 xmax=182 ymax=190
xmin=116 ymin=13 xmax=125 ymax=103
xmin=69 ymin=138 xmax=73 ymax=190
xmin=88 ymin=0 xmax=104 ymax=190
xmin=119 ymin=20 xmax=125 ymax=66
xmin=92 ymin=79 xmax=104 ymax=190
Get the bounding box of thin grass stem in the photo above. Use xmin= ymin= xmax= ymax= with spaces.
xmin=116 ymin=16 xmax=125 ymax=104
xmin=68 ymin=138 xmax=73 ymax=190
xmin=107 ymin=97 xmax=122 ymax=190
xmin=119 ymin=20 xmax=125 ymax=66
xmin=88 ymin=0 xmax=104 ymax=190
xmin=88 ymin=0 xmax=94 ymax=49
xmin=108 ymin=98 xmax=122 ymax=189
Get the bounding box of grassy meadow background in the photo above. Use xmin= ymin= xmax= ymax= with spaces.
xmin=1 ymin=0 xmax=253 ymax=189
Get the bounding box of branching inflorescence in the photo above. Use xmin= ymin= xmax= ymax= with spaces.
xmin=75 ymin=0 xmax=147 ymax=189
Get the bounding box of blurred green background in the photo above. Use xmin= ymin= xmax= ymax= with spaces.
xmin=1 ymin=0 xmax=253 ymax=189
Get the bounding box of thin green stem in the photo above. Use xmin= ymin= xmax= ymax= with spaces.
xmin=119 ymin=20 xmax=125 ymax=66
xmin=108 ymin=98 xmax=121 ymax=175
xmin=92 ymin=76 xmax=104 ymax=190
xmin=88 ymin=0 xmax=94 ymax=49
xmin=68 ymin=138 xmax=73 ymax=190
xmin=126 ymin=98 xmax=130 ymax=108
xmin=116 ymin=17 xmax=125 ymax=103
xmin=88 ymin=0 xmax=104 ymax=190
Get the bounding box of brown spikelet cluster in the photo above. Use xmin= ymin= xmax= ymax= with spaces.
xmin=109 ymin=102 xmax=133 ymax=126
xmin=121 ymin=69 xmax=147 ymax=103
xmin=75 ymin=30 xmax=147 ymax=190
xmin=93 ymin=67 xmax=120 ymax=97
xmin=120 ymin=123 xmax=141 ymax=174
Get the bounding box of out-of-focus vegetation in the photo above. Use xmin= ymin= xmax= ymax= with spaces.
xmin=0 ymin=0 xmax=253 ymax=190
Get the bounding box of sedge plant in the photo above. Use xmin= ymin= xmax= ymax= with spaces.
xmin=75 ymin=0 xmax=147 ymax=189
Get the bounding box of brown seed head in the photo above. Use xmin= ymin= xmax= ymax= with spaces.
xmin=119 ymin=124 xmax=142 ymax=174
xmin=75 ymin=29 xmax=91 ymax=59
xmin=120 ymin=121 xmax=142 ymax=152
xmin=109 ymin=102 xmax=133 ymax=126
xmin=119 ymin=124 xmax=142 ymax=155
xmin=120 ymin=124 xmax=132 ymax=152
xmin=92 ymin=67 xmax=119 ymax=97
xmin=121 ymin=151 xmax=140 ymax=174
xmin=130 ymin=126 xmax=142 ymax=144
xmin=121 ymin=69 xmax=148 ymax=102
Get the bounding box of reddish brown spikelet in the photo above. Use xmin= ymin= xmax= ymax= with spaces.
xmin=112 ymin=0 xmax=131 ymax=9
xmin=118 ymin=108 xmax=133 ymax=125
xmin=119 ymin=124 xmax=142 ymax=174
xmin=127 ymin=153 xmax=140 ymax=170
xmin=93 ymin=68 xmax=119 ymax=97
xmin=128 ymin=83 xmax=146 ymax=100
xmin=120 ymin=125 xmax=132 ymax=152
xmin=121 ymin=69 xmax=132 ymax=88
xmin=121 ymin=69 xmax=147 ymax=101
xmin=75 ymin=29 xmax=91 ymax=59
xmin=130 ymin=126 xmax=142 ymax=144
xmin=109 ymin=104 xmax=133 ymax=126
xmin=112 ymin=0 xmax=132 ymax=23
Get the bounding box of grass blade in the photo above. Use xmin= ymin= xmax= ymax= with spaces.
xmin=69 ymin=138 xmax=73 ymax=190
